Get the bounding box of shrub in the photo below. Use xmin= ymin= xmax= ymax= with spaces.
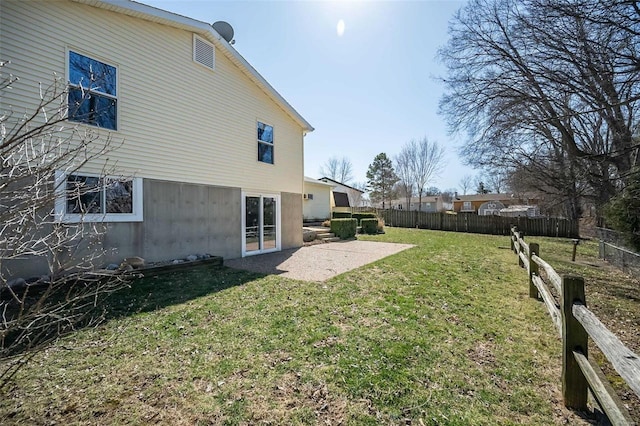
xmin=332 ymin=212 xmax=352 ymax=219
xmin=352 ymin=212 xmax=377 ymax=225
xmin=361 ymin=218 xmax=378 ymax=234
xmin=330 ymin=218 xmax=357 ymax=239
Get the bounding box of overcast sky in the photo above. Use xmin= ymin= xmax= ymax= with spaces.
xmin=143 ymin=0 xmax=476 ymax=191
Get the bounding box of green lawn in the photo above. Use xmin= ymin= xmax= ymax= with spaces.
xmin=0 ymin=228 xmax=598 ymax=425
xmin=510 ymin=234 xmax=640 ymax=420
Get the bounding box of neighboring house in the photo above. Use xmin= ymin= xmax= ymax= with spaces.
xmin=478 ymin=200 xmax=506 ymax=216
xmin=302 ymin=177 xmax=334 ymax=222
xmin=1 ymin=0 xmax=313 ymax=277
xmin=391 ymin=196 xmax=445 ymax=213
xmin=453 ymin=193 xmax=540 ymax=215
xmin=318 ymin=177 xmax=366 ymax=209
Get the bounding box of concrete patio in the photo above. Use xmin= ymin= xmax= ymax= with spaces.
xmin=225 ymin=240 xmax=414 ymax=282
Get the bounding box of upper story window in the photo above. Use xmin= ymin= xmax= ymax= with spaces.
xmin=462 ymin=201 xmax=472 ymax=210
xmin=257 ymin=121 xmax=274 ymax=164
xmin=68 ymin=50 xmax=117 ymax=130
xmin=55 ymin=172 xmax=143 ymax=223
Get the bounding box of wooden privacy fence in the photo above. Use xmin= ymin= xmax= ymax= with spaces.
xmin=357 ymin=209 xmax=579 ymax=238
xmin=511 ymin=227 xmax=639 ymax=425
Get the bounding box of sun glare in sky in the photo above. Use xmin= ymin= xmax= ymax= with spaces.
xmin=336 ymin=19 xmax=345 ymax=37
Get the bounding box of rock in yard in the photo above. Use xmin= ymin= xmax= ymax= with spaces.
xmin=303 ymin=230 xmax=317 ymax=242
xmin=186 ymin=254 xmax=198 ymax=262
xmin=172 ymin=259 xmax=184 ymax=264
xmin=118 ymin=264 xmax=134 ymax=272
xmin=105 ymin=263 xmax=120 ymax=271
xmin=123 ymin=256 xmax=146 ymax=269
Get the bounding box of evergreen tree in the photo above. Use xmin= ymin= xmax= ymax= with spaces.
xmin=604 ymin=168 xmax=640 ymax=251
xmin=366 ymin=153 xmax=399 ymax=209
xmin=476 ymin=181 xmax=489 ymax=194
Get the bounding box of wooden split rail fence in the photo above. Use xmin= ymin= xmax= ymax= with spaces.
xmin=511 ymin=227 xmax=639 ymax=425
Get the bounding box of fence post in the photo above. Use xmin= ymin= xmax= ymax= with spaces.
xmin=517 ymin=231 xmax=525 ymax=268
xmin=528 ymin=243 xmax=539 ymax=299
xmin=561 ymin=275 xmax=588 ymax=411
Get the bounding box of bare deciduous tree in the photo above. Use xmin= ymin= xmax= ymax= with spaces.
xmin=482 ymin=170 xmax=508 ymax=193
xmin=410 ymin=137 xmax=445 ymax=212
xmin=350 ymin=181 xmax=368 ymax=207
xmin=440 ymin=189 xmax=456 ymax=204
xmin=0 ymin=61 xmax=131 ymax=385
xmin=458 ymin=174 xmax=473 ymax=195
xmin=394 ymin=149 xmax=414 ymax=210
xmin=319 ymin=156 xmax=354 ymax=184
xmin=439 ymin=0 xmax=640 ymax=220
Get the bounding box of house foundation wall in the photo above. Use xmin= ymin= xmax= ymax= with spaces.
xmin=281 ymin=192 xmax=303 ymax=250
xmin=4 ymin=180 xmax=305 ymax=280
xmin=102 ymin=179 xmax=242 ymax=264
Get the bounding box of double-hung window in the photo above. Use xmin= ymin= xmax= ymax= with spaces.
xmin=55 ymin=172 xmax=143 ymax=222
xmin=68 ymin=50 xmax=117 ymax=130
xmin=257 ymin=121 xmax=274 ymax=164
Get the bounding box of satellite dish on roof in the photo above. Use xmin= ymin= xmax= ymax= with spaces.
xmin=212 ymin=21 xmax=234 ymax=44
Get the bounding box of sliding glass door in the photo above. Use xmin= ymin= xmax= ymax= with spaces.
xmin=243 ymin=193 xmax=280 ymax=255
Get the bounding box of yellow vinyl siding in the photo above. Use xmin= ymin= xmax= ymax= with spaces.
xmin=0 ymin=0 xmax=304 ymax=195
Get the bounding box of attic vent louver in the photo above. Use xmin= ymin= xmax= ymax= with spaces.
xmin=193 ymin=35 xmax=214 ymax=70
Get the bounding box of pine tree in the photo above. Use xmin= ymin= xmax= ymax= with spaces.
xmin=476 ymin=181 xmax=489 ymax=194
xmin=366 ymin=153 xmax=399 ymax=209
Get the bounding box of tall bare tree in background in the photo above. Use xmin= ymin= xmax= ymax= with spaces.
xmin=482 ymin=170 xmax=508 ymax=193
xmin=394 ymin=148 xmax=414 ymax=209
xmin=409 ymin=138 xmax=445 ymax=212
xmin=319 ymin=156 xmax=354 ymax=184
xmin=439 ymin=0 xmax=640 ymax=221
xmin=350 ymin=181 xmax=368 ymax=207
xmin=0 ymin=61 xmax=130 ymax=385
xmin=458 ymin=174 xmax=473 ymax=195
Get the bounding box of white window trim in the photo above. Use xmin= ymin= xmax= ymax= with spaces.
xmin=66 ymin=48 xmax=119 ymax=131
xmin=241 ymin=191 xmax=281 ymax=257
xmin=54 ymin=171 xmax=143 ymax=223
xmin=257 ymin=120 xmax=274 ymax=165
xmin=461 ymin=201 xmax=474 ymax=212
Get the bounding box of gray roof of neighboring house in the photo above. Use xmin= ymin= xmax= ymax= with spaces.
xmin=304 ymin=176 xmax=335 ymax=187
xmin=74 ymin=0 xmax=314 ymax=133
xmin=319 ymin=177 xmax=365 ymax=193
xmin=410 ymin=196 xmax=440 ymax=203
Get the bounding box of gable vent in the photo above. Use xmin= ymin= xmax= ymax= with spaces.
xmin=193 ymin=35 xmax=215 ymax=70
